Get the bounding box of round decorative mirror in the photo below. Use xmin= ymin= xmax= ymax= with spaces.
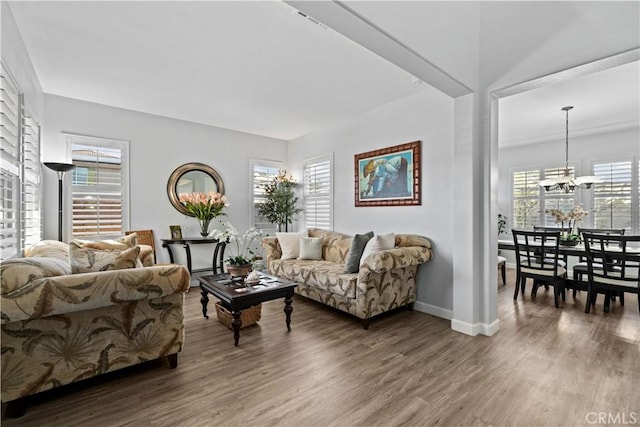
xmin=167 ymin=163 xmax=225 ymax=216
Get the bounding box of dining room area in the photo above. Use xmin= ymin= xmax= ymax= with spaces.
xmin=496 ymin=52 xmax=639 ymax=319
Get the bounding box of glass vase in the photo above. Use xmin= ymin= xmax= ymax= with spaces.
xmin=199 ymin=218 xmax=211 ymax=237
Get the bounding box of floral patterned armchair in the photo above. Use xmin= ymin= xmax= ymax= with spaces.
xmin=1 ymin=239 xmax=190 ymax=416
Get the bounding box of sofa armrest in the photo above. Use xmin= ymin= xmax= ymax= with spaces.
xmin=1 ymin=264 xmax=190 ymax=324
xmin=360 ymin=246 xmax=432 ymax=274
xmin=261 ymin=236 xmax=282 ymax=273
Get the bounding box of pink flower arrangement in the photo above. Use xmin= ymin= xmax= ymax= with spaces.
xmin=178 ymin=191 xmax=229 ymax=220
xmin=179 ymin=192 xmax=230 ymax=236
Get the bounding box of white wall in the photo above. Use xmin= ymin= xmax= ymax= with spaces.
xmin=42 ymin=95 xmax=288 ymax=269
xmin=1 ymin=2 xmax=43 ymax=118
xmin=288 ymin=87 xmax=455 ymax=316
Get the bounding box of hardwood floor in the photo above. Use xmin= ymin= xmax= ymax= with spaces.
xmin=3 ymin=269 xmax=639 ymax=426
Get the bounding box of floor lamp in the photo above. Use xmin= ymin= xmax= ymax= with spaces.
xmin=44 ymin=162 xmax=76 ymax=241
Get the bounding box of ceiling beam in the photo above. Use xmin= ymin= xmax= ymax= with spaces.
xmin=285 ymin=1 xmax=472 ymax=98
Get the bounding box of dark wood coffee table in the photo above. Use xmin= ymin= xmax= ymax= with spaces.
xmin=198 ymin=272 xmax=297 ymax=346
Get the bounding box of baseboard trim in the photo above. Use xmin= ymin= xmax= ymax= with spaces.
xmin=414 ymin=301 xmax=453 ymax=320
xmin=451 ymin=318 xmax=500 ymax=336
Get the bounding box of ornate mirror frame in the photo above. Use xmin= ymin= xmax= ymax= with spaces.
xmin=167 ymin=162 xmax=225 ymax=216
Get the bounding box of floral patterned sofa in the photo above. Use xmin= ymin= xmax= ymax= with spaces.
xmin=262 ymin=229 xmax=433 ymax=329
xmin=0 ymin=237 xmax=190 ymax=416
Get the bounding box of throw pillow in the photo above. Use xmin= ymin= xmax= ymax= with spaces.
xmin=343 ymin=231 xmax=374 ymax=273
xmin=1 ymin=257 xmax=71 ymax=294
xmin=70 ymin=244 xmax=141 ymax=274
xmin=298 ymin=237 xmax=323 ymax=260
xmin=71 ymin=233 xmax=138 ymax=251
xmin=360 ymin=232 xmax=395 ymax=267
xmin=276 ymin=231 xmax=309 ymax=260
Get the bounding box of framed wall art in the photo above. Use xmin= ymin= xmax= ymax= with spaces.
xmin=169 ymin=225 xmax=183 ymax=239
xmin=354 ymin=140 xmax=421 ymax=207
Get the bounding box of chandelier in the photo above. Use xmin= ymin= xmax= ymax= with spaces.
xmin=538 ymin=106 xmax=599 ymax=193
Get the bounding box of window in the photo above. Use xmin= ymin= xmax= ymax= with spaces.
xmin=592 ymin=161 xmax=633 ymax=232
xmin=21 ymin=112 xmax=42 ymax=249
xmin=303 ymin=154 xmax=333 ymax=230
xmin=511 ymin=160 xmax=640 ymax=234
xmin=250 ymin=159 xmax=282 ymax=234
xmin=67 ymin=134 xmax=129 ymax=239
xmin=542 ymin=166 xmax=575 ymax=226
xmin=1 ymin=62 xmax=42 ymax=260
xmin=511 ymin=166 xmax=575 ymax=229
xmin=512 ymin=169 xmax=540 ymax=229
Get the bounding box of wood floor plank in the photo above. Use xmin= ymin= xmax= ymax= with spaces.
xmin=2 ymin=269 xmax=639 ymax=426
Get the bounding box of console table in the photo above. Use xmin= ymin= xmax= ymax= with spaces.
xmin=161 ymin=237 xmax=226 ymax=275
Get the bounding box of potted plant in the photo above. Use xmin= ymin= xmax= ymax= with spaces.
xmin=211 ymin=221 xmax=263 ymax=277
xmin=545 ymin=205 xmax=588 ymax=245
xmin=498 ymin=213 xmax=508 ymax=236
xmin=257 ymin=169 xmax=302 ymax=232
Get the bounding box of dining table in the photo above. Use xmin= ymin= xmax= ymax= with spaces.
xmin=498 ymin=237 xmax=639 ymax=311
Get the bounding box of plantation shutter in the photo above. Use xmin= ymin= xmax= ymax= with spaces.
xmin=251 ymin=160 xmax=281 ymax=233
xmin=0 ymin=64 xmax=21 ymax=259
xmin=68 ymin=134 xmax=129 ymax=238
xmin=21 ymin=110 xmax=42 ymax=248
xmin=512 ymin=169 xmax=540 ymax=229
xmin=593 ymin=161 xmax=632 ymax=231
xmin=542 ymin=166 xmax=575 ymax=226
xmin=304 ymin=154 xmax=333 ymax=230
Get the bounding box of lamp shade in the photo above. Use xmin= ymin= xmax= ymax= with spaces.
xmin=44 ymin=162 xmax=75 ymax=173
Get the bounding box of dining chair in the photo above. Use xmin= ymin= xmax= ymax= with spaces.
xmin=125 ymin=229 xmax=156 ymax=264
xmin=582 ymin=232 xmax=640 ymax=314
xmin=512 ymin=229 xmax=567 ymax=308
xmin=573 ymin=228 xmax=626 ymax=281
xmin=497 ymin=256 xmax=506 ymax=286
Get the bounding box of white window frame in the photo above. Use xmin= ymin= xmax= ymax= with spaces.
xmin=588 ymin=156 xmax=639 ymax=234
xmin=510 ymin=162 xmax=580 ymax=231
xmin=303 ymin=153 xmax=333 ymax=231
xmin=249 ymin=158 xmax=283 ymax=235
xmin=65 ymin=133 xmax=130 ymax=240
xmin=1 ymin=62 xmax=42 ymax=260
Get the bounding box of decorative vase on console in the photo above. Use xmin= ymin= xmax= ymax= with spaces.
xmin=178 ymin=191 xmax=229 ymax=237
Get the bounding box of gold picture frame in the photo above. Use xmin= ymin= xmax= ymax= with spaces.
xmin=354 ymin=141 xmax=421 ymax=207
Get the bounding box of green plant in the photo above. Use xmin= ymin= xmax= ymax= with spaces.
xmin=498 ymin=214 xmax=508 ymax=236
xmin=257 ymin=170 xmax=302 ymax=232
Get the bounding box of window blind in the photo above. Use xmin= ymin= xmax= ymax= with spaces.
xmin=21 ymin=111 xmax=42 ymax=248
xmin=542 ymin=166 xmax=575 ymax=226
xmin=251 ymin=160 xmax=282 ymax=234
xmin=1 ymin=63 xmax=21 ymax=260
xmin=304 ymin=154 xmax=333 ymax=230
xmin=68 ymin=135 xmax=129 ymax=238
xmin=512 ymin=169 xmax=540 ymax=229
xmin=593 ymin=161 xmax=632 ymax=231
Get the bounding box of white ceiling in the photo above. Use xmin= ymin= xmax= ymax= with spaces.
xmin=8 ymin=1 xmax=640 ymax=142
xmin=499 ymin=61 xmax=640 ymax=147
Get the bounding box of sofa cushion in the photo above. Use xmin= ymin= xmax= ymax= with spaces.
xmin=24 ymin=240 xmax=70 ymax=264
xmin=1 ymin=257 xmax=71 ymax=294
xmin=343 ymin=231 xmax=374 ymax=273
xmin=69 ymin=244 xmax=141 ymax=274
xmin=308 ymin=229 xmax=352 ymax=263
xmin=270 ymin=259 xmax=357 ymax=299
xmin=360 ymin=232 xmax=395 ymax=267
xmin=298 ymin=237 xmax=323 ymax=260
xmin=71 ymin=233 xmax=137 ymax=251
xmin=276 ymin=231 xmax=308 ymax=260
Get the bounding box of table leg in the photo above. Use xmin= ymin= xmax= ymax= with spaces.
xmin=200 ymin=287 xmax=209 ymax=319
xmin=284 ymin=294 xmax=293 ymax=332
xmin=232 ymin=311 xmax=242 ymax=346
